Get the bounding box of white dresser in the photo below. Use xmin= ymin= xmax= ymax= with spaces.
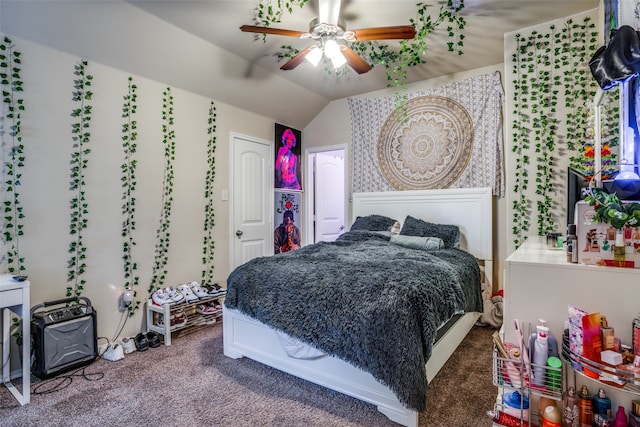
xmin=0 ymin=274 xmax=30 ymax=405
xmin=504 ymin=236 xmax=640 ymax=410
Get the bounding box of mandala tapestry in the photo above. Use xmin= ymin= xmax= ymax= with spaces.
xmin=348 ymin=71 xmax=505 ymax=197
xmin=377 ymin=96 xmax=473 ymax=190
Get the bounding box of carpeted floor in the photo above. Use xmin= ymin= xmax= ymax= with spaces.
xmin=0 ymin=321 xmax=497 ymax=426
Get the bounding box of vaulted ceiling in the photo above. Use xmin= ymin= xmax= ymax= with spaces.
xmin=1 ymin=0 xmax=599 ymax=127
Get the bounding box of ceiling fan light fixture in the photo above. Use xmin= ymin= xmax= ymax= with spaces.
xmin=330 ymin=51 xmax=347 ymax=69
xmin=305 ymin=45 xmax=323 ymax=67
xmin=324 ymin=39 xmax=341 ymax=59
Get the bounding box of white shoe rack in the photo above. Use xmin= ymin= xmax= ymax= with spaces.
xmin=146 ymin=295 xmax=224 ymax=346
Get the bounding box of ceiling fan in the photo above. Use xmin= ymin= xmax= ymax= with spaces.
xmin=240 ymin=0 xmax=416 ymax=74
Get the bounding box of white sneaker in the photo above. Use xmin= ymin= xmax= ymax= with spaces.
xmin=102 ymin=342 xmax=125 ymax=362
xmin=166 ymin=286 xmax=185 ymax=304
xmin=118 ymin=337 xmax=137 ymax=354
xmin=190 ymin=281 xmax=210 ymax=299
xmin=178 ymin=284 xmax=199 ymax=303
xmin=151 ymin=288 xmax=172 ymax=306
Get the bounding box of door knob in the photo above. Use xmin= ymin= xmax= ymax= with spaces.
xmin=235 ymin=230 xmax=243 ymax=237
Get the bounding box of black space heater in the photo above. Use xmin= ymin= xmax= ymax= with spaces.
xmin=31 ymin=296 xmax=98 ymax=379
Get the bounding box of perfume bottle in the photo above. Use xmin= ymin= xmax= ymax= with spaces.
xmin=601 ymin=316 xmax=615 ymax=351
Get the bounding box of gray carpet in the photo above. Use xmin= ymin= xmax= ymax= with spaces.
xmin=0 ymin=322 xmax=496 ymax=426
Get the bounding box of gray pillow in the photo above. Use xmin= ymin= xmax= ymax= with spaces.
xmin=390 ymin=235 xmax=444 ymax=251
xmin=350 ymin=214 xmax=398 ymax=231
xmin=399 ymin=215 xmax=460 ymax=248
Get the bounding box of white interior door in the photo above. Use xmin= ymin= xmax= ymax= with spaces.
xmin=230 ymin=133 xmax=273 ymax=270
xmin=314 ymin=151 xmax=345 ymax=242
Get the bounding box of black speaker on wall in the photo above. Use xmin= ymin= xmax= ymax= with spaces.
xmin=31 ymin=296 xmax=97 ymax=379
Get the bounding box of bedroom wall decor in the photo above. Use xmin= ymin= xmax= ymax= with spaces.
xmin=201 ymin=101 xmax=217 ymax=286
xmin=275 ymin=123 xmax=302 ymax=191
xmin=274 ymin=191 xmax=302 ymax=254
xmin=0 ymin=36 xmax=26 ymax=276
xmin=148 ymin=87 xmax=176 ymax=294
xmin=66 ymin=60 xmax=93 ymax=298
xmin=121 ymin=77 xmax=140 ymax=316
xmin=348 ymin=71 xmax=504 ymax=197
xmin=508 ymin=15 xmax=613 ymax=248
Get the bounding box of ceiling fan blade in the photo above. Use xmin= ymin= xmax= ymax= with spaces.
xmin=280 ymin=45 xmax=315 ymax=71
xmin=340 ymin=46 xmax=372 ymax=74
xmin=240 ymin=25 xmax=304 ymax=38
xmin=318 ymin=0 xmax=341 ymax=25
xmin=352 ymin=25 xmax=416 ymax=41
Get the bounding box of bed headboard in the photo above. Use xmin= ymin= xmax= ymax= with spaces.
xmin=351 ymin=187 xmax=493 ymax=262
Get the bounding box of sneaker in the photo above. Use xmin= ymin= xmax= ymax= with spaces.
xmin=118 ymin=336 xmax=137 ymax=354
xmin=203 ymin=283 xmax=226 ymax=298
xmin=146 ymin=331 xmax=161 ymax=348
xmin=134 ymin=333 xmax=149 ymax=351
xmin=102 ymin=342 xmax=125 ymax=362
xmin=151 ymin=288 xmax=172 ymax=306
xmin=173 ymin=309 xmax=188 ymax=329
xmin=166 ymin=286 xmax=185 ymax=304
xmin=178 ymin=284 xmax=199 ymax=303
xmin=196 ymin=303 xmax=218 ymax=315
xmin=189 ymin=281 xmax=210 ymax=299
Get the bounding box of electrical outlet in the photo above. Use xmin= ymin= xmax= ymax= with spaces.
xmin=123 ymin=290 xmax=133 ymax=305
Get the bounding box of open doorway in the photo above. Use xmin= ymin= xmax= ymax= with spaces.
xmin=304 ymin=145 xmax=347 ymax=246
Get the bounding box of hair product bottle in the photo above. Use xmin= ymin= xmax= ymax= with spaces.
xmin=532 ymin=326 xmax=549 ymax=387
xmin=542 ymin=404 xmax=563 ymax=427
xmin=530 ymin=319 xmax=559 ymax=358
xmin=577 ymin=385 xmax=593 ymax=427
xmin=593 ymin=388 xmax=612 ymax=427
xmin=563 ymin=386 xmax=579 ymax=427
xmin=567 ymin=224 xmax=578 ymax=263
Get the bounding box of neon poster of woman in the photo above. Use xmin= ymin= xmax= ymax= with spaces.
xmin=275 ymin=126 xmax=302 ymax=190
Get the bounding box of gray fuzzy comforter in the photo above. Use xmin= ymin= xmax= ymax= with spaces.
xmin=224 ymin=230 xmax=482 ymax=411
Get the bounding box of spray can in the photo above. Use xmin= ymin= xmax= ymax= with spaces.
xmin=577 ymin=385 xmax=593 ymax=427
xmin=567 ymin=224 xmax=578 ymax=263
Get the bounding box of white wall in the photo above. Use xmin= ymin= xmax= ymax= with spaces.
xmin=3 ymin=37 xmax=276 ymax=341
xmin=303 ymin=64 xmax=507 ymax=290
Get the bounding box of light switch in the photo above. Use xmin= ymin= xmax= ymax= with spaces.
xmin=221 ymin=189 xmax=229 ymax=201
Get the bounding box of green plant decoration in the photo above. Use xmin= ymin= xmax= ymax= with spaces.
xmin=201 ymin=101 xmax=217 ymax=286
xmin=121 ymin=77 xmax=140 ymax=316
xmin=67 ymin=60 xmax=93 ymax=297
xmin=255 ymin=0 xmax=465 ymax=104
xmin=1 ymin=36 xmax=26 ymax=275
xmin=585 ymin=187 xmax=640 ymax=229
xmin=510 ymin=16 xmax=600 ymax=248
xmin=148 ymin=87 xmax=176 ymax=294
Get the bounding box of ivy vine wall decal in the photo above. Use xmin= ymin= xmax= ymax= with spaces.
xmin=67 ymin=60 xmax=93 ymax=297
xmin=121 ymin=77 xmax=140 ymax=316
xmin=0 ymin=36 xmax=26 ymax=275
xmin=510 ymin=16 xmax=618 ymax=248
xmin=148 ymin=87 xmax=176 ymax=294
xmin=201 ymin=101 xmax=217 ymax=286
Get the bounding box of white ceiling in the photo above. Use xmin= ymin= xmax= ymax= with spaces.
xmin=1 ymin=0 xmax=600 ymax=127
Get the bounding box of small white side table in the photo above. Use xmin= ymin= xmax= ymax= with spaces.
xmin=1 ymin=274 xmax=30 ymax=405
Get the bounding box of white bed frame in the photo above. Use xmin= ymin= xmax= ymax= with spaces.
xmin=223 ymin=187 xmax=493 ymax=426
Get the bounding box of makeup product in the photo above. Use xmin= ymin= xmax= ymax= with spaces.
xmin=563 ymin=386 xmax=579 ymax=427
xmin=601 ymin=315 xmax=615 ymax=351
xmin=577 ymin=385 xmax=593 ymax=427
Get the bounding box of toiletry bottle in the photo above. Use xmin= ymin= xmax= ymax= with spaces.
xmin=563 ymin=386 xmax=579 ymax=427
xmin=614 ymin=405 xmax=628 ymax=427
xmin=628 ymin=400 xmax=640 ymax=427
xmin=634 ymin=313 xmax=640 ymax=356
xmin=567 ymin=224 xmax=578 ymax=263
xmin=533 ymin=326 xmax=549 ymax=387
xmin=601 ymin=316 xmax=615 ymax=351
xmin=542 ymin=404 xmax=563 ymax=427
xmin=487 ymin=409 xmax=532 ymax=427
xmin=593 ymin=388 xmax=612 ymax=427
xmin=577 ymin=385 xmax=593 ymax=427
xmin=503 ymin=390 xmax=529 ymax=421
xmin=615 ymin=230 xmax=626 ymax=262
xmin=505 ymin=347 xmax=522 ymax=388
xmin=530 ymin=319 xmax=559 ymax=358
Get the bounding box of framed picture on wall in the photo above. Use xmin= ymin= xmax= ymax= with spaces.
xmin=275 ymin=123 xmax=302 ymax=191
xmin=274 ymin=191 xmax=302 ymax=254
